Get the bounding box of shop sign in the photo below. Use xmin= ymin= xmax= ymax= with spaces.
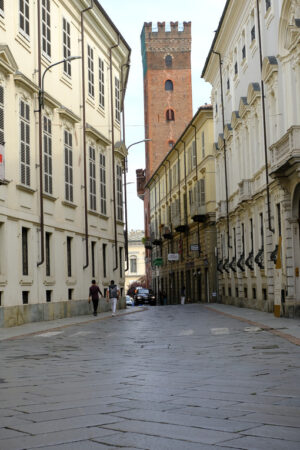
xmin=190 ymin=244 xmax=199 ymax=251
xmin=168 ymin=253 xmax=179 ymax=261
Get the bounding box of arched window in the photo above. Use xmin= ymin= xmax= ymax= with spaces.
xmin=166 ymin=109 xmax=175 ymax=121
xmin=165 ymin=80 xmax=173 ymax=91
xmin=165 ymin=55 xmax=172 ymax=67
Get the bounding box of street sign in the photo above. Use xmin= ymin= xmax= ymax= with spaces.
xmin=190 ymin=244 xmax=199 ymax=251
xmin=168 ymin=253 xmax=179 ymax=261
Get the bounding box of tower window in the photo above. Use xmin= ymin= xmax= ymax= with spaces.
xmin=165 ymin=80 xmax=173 ymax=91
xmin=166 ymin=109 xmax=175 ymax=121
xmin=165 ymin=55 xmax=172 ymax=67
xmin=168 ymin=140 xmax=174 ymax=148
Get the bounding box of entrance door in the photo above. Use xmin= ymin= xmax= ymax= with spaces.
xmin=292 ymin=184 xmax=300 ymax=301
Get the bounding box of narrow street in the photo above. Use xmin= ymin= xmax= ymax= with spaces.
xmin=1 ymin=304 xmax=300 ymax=449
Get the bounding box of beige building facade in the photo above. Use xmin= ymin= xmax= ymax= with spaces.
xmin=125 ymin=230 xmax=145 ymax=293
xmin=0 ymin=0 xmax=130 ymax=326
xmin=147 ymin=106 xmax=217 ymax=304
xmin=202 ymin=0 xmax=300 ymax=316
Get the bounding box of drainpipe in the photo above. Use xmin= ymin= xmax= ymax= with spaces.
xmin=167 ymin=159 xmax=173 ymax=253
xmin=256 ymin=0 xmax=274 ymax=233
xmin=213 ymin=50 xmax=231 ymax=256
xmin=110 ymin=34 xmax=120 ymax=271
xmin=180 ymin=139 xmax=189 ymax=258
xmin=191 ymin=124 xmax=201 ymax=258
xmin=37 ymin=0 xmax=44 ymax=267
xmin=81 ymin=0 xmax=94 ymax=269
xmin=121 ymin=60 xmax=130 ymax=272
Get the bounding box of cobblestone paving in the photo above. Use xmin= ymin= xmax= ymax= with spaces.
xmin=1 ymin=304 xmax=300 ymax=449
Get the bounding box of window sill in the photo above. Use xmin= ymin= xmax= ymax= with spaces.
xmin=15 ymin=33 xmax=31 ymax=54
xmin=43 ymin=277 xmax=55 ymax=286
xmin=43 ymin=193 xmax=57 ymax=202
xmin=88 ymin=209 xmax=99 ymax=217
xmin=0 ymin=15 xmax=5 ymax=32
xmin=20 ymin=277 xmax=33 ymax=286
xmin=97 ymin=106 xmax=105 ymax=117
xmin=66 ymin=278 xmax=76 ymax=286
xmin=241 ymin=60 xmax=248 ymax=74
xmin=16 ymin=184 xmax=36 ymax=194
xmin=60 ymin=74 xmax=72 ymax=90
xmin=62 ymin=200 xmax=77 ymax=209
xmin=250 ymin=40 xmax=257 ymax=57
xmin=99 ymin=213 xmax=109 ymax=220
xmin=86 ymin=96 xmax=95 ymax=108
xmin=0 ymin=276 xmax=7 ymax=286
xmin=265 ymin=9 xmax=274 ymax=28
xmin=0 ymin=178 xmax=10 ymax=185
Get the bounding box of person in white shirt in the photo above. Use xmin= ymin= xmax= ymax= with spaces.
xmin=106 ymin=280 xmax=120 ymax=316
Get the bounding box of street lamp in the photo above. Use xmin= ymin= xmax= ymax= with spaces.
xmin=38 ymin=56 xmax=81 ymax=111
xmin=124 ymin=138 xmax=151 ymax=271
xmin=37 ymin=55 xmax=81 ymax=267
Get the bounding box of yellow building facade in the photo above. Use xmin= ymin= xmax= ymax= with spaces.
xmin=147 ymin=106 xmax=217 ymax=304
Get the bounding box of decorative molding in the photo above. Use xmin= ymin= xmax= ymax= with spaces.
xmin=85 ymin=123 xmax=110 ymax=146
xmin=14 ymin=71 xmax=38 ymax=94
xmin=57 ymin=106 xmax=81 ymax=124
xmin=0 ymin=44 xmax=18 ymax=75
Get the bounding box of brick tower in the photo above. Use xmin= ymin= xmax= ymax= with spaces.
xmin=137 ymin=21 xmax=193 ymax=288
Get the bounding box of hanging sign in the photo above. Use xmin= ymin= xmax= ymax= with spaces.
xmin=190 ymin=244 xmax=199 ymax=251
xmin=168 ymin=253 xmax=179 ymax=261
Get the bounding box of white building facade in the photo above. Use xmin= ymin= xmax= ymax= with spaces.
xmin=202 ymin=0 xmax=300 ymax=316
xmin=0 ymin=0 xmax=130 ymax=326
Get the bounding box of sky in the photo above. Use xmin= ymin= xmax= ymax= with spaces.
xmin=99 ymin=0 xmax=227 ymax=231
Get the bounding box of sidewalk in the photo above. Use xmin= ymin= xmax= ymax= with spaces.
xmin=204 ymin=303 xmax=300 ymax=346
xmin=0 ymin=306 xmax=144 ymax=341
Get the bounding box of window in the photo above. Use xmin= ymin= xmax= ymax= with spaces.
xmin=22 ymin=227 xmax=28 ymax=276
xmin=45 ymin=232 xmax=51 ymax=276
xmin=68 ymin=288 xmax=73 ymax=300
xmin=228 ymin=287 xmax=231 ymax=297
xmin=192 ymin=141 xmax=196 ymax=168
xmin=0 ymin=0 xmax=3 ymax=16
xmin=266 ymin=0 xmax=271 ymax=11
xmin=166 ymin=109 xmax=175 ymax=121
xmin=199 ymin=179 xmax=205 ymax=206
xmin=244 ymin=287 xmax=248 ymax=298
xmin=22 ymin=291 xmax=29 ymax=304
xmin=252 ymin=287 xmax=256 ymax=299
xmin=201 ymin=131 xmax=205 ymax=158
xmin=262 ymin=288 xmax=267 ymax=300
xmin=168 ymin=140 xmax=174 ymax=148
xmin=46 ymin=290 xmax=52 ymax=302
xmin=130 ymin=256 xmax=137 ymax=273
xmin=42 ymin=0 xmax=51 ymax=58
xmin=116 ymin=164 xmax=123 ymax=221
xmin=165 ymin=55 xmax=172 ymax=67
xmin=115 ymin=77 xmax=120 ymax=123
xmin=99 ymin=153 xmax=106 ymax=215
xmin=277 ymin=203 xmax=281 ymax=237
xmin=227 ymin=78 xmax=230 ymax=90
xmin=242 ymin=45 xmax=246 ymax=60
xmin=63 ymin=18 xmax=71 ymax=76
xmin=99 ymin=57 xmax=105 ymax=108
xmin=19 ymin=0 xmax=30 ymax=38
xmin=20 ymin=99 xmax=30 ymax=186
xmin=234 ymin=61 xmax=238 ymax=75
xmin=43 ymin=116 xmax=52 ymax=195
xmin=119 ymin=247 xmax=123 ymax=278
xmin=87 ymin=45 xmax=94 ymax=97
xmin=0 ymin=85 xmax=4 ymax=145
xmin=67 ymin=236 xmax=72 ymax=277
xmin=89 ymin=146 xmax=96 ymax=211
xmin=64 ymin=130 xmax=73 ymax=202
xmin=260 ymin=213 xmax=264 ymax=248
xmin=102 ymin=243 xmax=107 ymax=278
xmin=251 ymin=23 xmax=255 ymax=42
xmin=91 ymin=241 xmax=96 ymax=277
xmin=165 ymin=80 xmax=173 ymax=91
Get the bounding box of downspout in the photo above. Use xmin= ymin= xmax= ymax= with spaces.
xmin=163 ymin=162 xmax=170 ymax=255
xmin=256 ymin=0 xmax=274 ymax=233
xmin=121 ymin=61 xmax=130 ymax=272
xmin=81 ymin=0 xmax=94 ymax=269
xmin=191 ymin=124 xmax=201 ymax=258
xmin=110 ymin=34 xmax=120 ymax=271
xmin=213 ymin=50 xmax=231 ymax=256
xmin=167 ymin=159 xmax=173 ymax=253
xmin=180 ymin=138 xmax=189 ymax=258
xmin=174 ymin=147 xmax=183 ymax=260
xmin=37 ymin=0 xmax=44 ymax=266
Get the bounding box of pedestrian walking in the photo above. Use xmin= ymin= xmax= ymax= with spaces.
xmin=106 ymin=280 xmax=120 ymax=316
xmin=88 ymin=279 xmax=103 ymax=316
xmin=181 ymin=285 xmax=186 ymax=305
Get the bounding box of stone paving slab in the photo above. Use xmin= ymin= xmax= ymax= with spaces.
xmin=0 ymin=427 xmax=116 ymax=450
xmin=101 ymin=419 xmax=241 ymax=445
xmin=221 ymin=435 xmax=300 ymax=449
xmin=93 ymin=430 xmax=218 ymax=450
xmin=244 ymin=424 xmax=300 ymax=441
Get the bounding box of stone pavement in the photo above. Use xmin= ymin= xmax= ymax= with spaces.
xmin=0 ymin=303 xmax=300 ymax=449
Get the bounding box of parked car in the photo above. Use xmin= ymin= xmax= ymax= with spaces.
xmin=134 ymin=288 xmax=156 ymax=306
xmin=126 ymin=295 xmax=134 ymax=306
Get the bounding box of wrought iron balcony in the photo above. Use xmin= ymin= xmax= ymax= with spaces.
xmin=245 ymin=251 xmax=254 ymax=270
xmin=254 ymin=247 xmax=264 ymax=269
xmin=190 ymin=203 xmax=206 ymax=222
xmin=237 ymin=253 xmax=245 ymax=272
xmin=162 ymin=225 xmax=173 ymax=239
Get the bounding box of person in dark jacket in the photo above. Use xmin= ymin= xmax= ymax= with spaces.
xmin=88 ymin=279 xmax=103 ymax=316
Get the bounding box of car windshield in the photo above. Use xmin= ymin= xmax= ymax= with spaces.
xmin=138 ymin=289 xmax=149 ymax=294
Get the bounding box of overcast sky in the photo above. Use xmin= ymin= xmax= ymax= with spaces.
xmin=99 ymin=0 xmax=227 ymax=231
